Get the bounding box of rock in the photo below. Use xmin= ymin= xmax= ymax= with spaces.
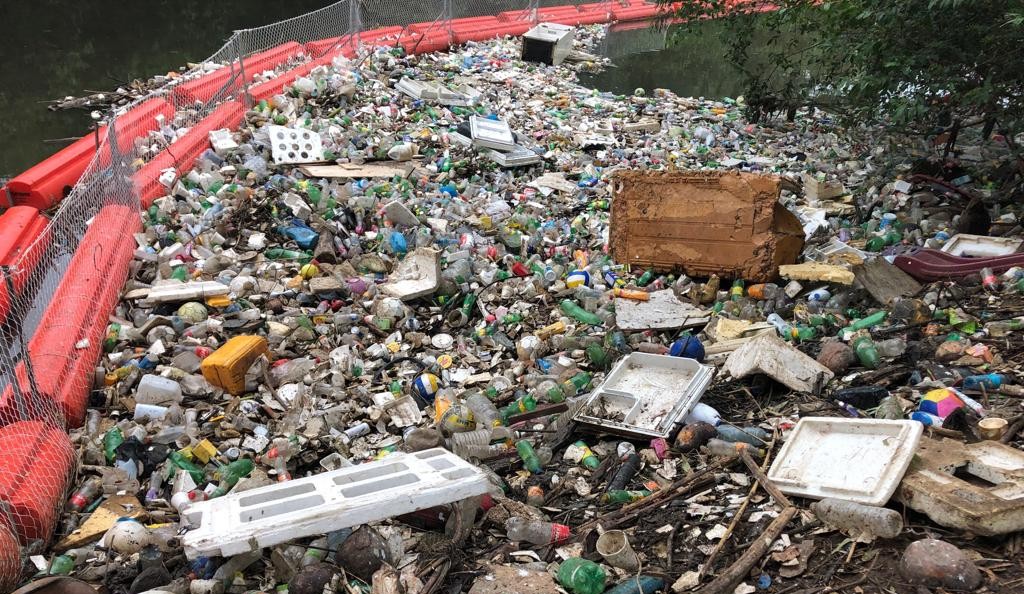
xmin=130 ymin=566 xmax=172 ymax=594
xmin=674 ymin=422 xmax=717 ymax=452
xmin=816 ymin=340 xmax=855 ymax=374
xmin=289 ymin=564 xmax=336 ymax=594
xmin=335 ymin=526 xmax=389 ymax=582
xmin=899 ymin=539 xmax=981 ymax=591
xmin=403 ymin=427 xmax=443 ymax=452
xmin=309 ymin=276 xmax=344 ymax=295
xmin=468 ymin=563 xmax=560 ymax=594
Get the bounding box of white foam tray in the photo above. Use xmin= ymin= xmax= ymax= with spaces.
xmin=768 ymin=417 xmax=923 ymax=505
xmin=574 ymin=353 xmax=714 ymax=439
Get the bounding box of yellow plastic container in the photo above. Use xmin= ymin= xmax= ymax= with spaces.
xmin=200 ymin=335 xmax=269 ymax=395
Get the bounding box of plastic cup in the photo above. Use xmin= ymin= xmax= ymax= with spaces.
xmin=978 ymin=417 xmax=1008 ymax=440
xmin=596 ymin=530 xmax=639 ymax=571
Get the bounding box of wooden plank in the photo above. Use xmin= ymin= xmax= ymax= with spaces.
xmin=299 ymin=163 xmax=414 ymax=179
xmin=854 ymin=257 xmax=922 ymax=305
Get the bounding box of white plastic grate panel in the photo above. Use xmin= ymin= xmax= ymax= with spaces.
xmin=180 ymin=448 xmax=490 ymax=558
xmin=269 ymin=126 xmax=324 ymax=164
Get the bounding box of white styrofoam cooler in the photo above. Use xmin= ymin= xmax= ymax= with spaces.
xmin=180 ymin=448 xmax=490 ymax=558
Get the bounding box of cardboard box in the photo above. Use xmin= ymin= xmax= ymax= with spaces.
xmin=609 ymin=170 xmax=804 ymax=282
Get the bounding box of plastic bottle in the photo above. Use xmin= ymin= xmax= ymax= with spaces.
xmin=103 ymin=427 xmax=124 ymax=463
xmin=500 ymin=395 xmax=537 ymax=424
xmin=505 ymin=517 xmax=571 ymax=545
xmin=600 ymin=490 xmax=652 ymax=504
xmin=211 ymin=459 xmax=254 ymax=498
xmin=980 ymin=267 xmax=1000 ymax=291
xmin=875 ymin=337 xmax=907 ymax=358
xmin=606 ymin=453 xmax=641 ymax=491
xmin=810 ymin=498 xmax=902 ymax=540
xmin=47 ymin=553 xmax=76 ymax=575
xmin=986 ymin=318 xmax=1024 ymax=337
xmin=612 ymin=288 xmax=649 ymax=301
xmin=265 ymin=247 xmax=312 ymax=262
xmin=167 ymin=450 xmax=206 ymax=484
xmin=832 ymin=386 xmax=888 ymax=409
xmin=715 ymin=426 xmax=770 ymax=447
xmin=704 ymin=438 xmax=765 ymax=458
xmin=840 ymin=311 xmax=888 ymax=338
xmin=604 ymin=576 xmax=665 ymax=594
xmin=963 ymin=373 xmax=1004 ymax=390
xmin=465 ymin=392 xmax=502 ymax=428
xmin=747 ymin=283 xmax=778 ymax=300
xmin=560 ymin=299 xmax=603 ymax=326
xmin=684 ymin=402 xmax=721 ymax=426
xmin=557 ymin=558 xmax=607 ymax=594
xmin=875 ymin=395 xmax=904 ymax=420
xmin=574 ymin=440 xmax=600 ymax=469
xmin=545 ymin=372 xmax=593 ymax=403
xmin=516 ymin=440 xmax=543 ymax=474
xmin=67 ymin=476 xmax=103 ymax=512
xmin=852 ymin=333 xmax=880 ymax=369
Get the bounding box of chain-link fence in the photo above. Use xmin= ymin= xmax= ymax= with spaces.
xmin=0 ymin=0 xmax=651 ymax=580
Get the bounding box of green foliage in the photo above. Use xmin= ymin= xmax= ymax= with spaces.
xmin=662 ymin=0 xmax=1024 ymax=132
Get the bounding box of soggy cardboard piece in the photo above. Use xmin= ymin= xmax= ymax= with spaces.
xmin=299 ymin=163 xmax=413 ymax=179
xmin=468 ymin=563 xmax=560 ymax=594
xmin=614 ymin=289 xmax=709 ymax=331
xmin=55 ymin=495 xmax=143 ymax=551
xmin=609 ymin=170 xmax=804 ymax=282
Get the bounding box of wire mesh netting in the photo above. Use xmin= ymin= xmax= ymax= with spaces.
xmin=0 ymin=0 xmax=639 ymax=576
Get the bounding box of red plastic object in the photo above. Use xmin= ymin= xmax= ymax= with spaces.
xmin=407 ymin=24 xmax=452 ymax=54
xmin=5 ymin=98 xmax=173 ymax=210
xmin=893 ymin=247 xmax=1024 ymax=281
xmin=26 ymin=205 xmax=141 ymax=427
xmin=449 ymin=16 xmax=533 ymax=44
xmin=0 ymin=420 xmax=75 ymax=543
xmin=173 ymin=42 xmax=305 ymax=106
xmin=249 ymin=51 xmax=345 ymax=103
xmin=305 ymin=26 xmax=406 ymax=57
xmin=133 ymin=100 xmax=244 ymax=207
xmin=0 ymin=523 xmax=20 ymax=592
xmin=168 ymin=101 xmax=244 ymax=172
xmin=0 ymin=207 xmax=50 ymax=323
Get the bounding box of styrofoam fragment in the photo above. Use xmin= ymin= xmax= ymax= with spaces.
xmin=180 ymin=448 xmax=490 ymax=558
xmin=268 ymin=126 xmax=323 ymax=164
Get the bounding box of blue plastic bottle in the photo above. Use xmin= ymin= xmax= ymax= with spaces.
xmin=962 ymin=373 xmax=1003 ymax=390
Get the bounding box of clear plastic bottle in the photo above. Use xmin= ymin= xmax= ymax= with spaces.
xmin=810 ymin=498 xmax=902 ymax=541
xmin=504 ymin=517 xmax=570 ymax=545
xmin=465 ymin=392 xmax=502 ymax=428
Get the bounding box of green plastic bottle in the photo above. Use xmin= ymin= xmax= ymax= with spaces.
xmin=211 ymin=459 xmax=255 ymax=498
xmin=574 ymin=441 xmax=600 ymax=469
xmin=557 ymin=558 xmax=607 ymax=594
xmin=500 ymin=394 xmax=537 ymax=423
xmin=852 ymin=334 xmax=880 ymax=369
xmin=585 ymin=343 xmax=610 ymax=370
xmin=841 ymin=310 xmax=888 ymax=339
xmin=600 ymin=490 xmax=653 ymax=504
xmin=516 ymin=440 xmax=543 ymax=474
xmin=636 ymin=269 xmax=655 ymax=287
xmin=47 ymin=553 xmax=75 ymax=575
xmin=102 ymin=427 xmax=124 ymax=464
xmin=547 ymin=372 xmax=593 ymax=403
xmin=560 ymin=300 xmax=603 ymax=326
xmin=168 ymin=451 xmax=206 ymax=485
xmin=265 ymin=248 xmax=312 ymax=262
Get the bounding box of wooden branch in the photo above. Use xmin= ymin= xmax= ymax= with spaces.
xmin=694 ymin=506 xmax=798 ymax=594
xmin=740 ymin=450 xmax=791 ymax=508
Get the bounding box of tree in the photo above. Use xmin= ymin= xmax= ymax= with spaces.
xmin=661 ymin=0 xmax=1024 ymax=140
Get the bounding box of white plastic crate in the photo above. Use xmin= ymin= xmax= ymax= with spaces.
xmin=180 ymin=448 xmax=490 ymax=559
